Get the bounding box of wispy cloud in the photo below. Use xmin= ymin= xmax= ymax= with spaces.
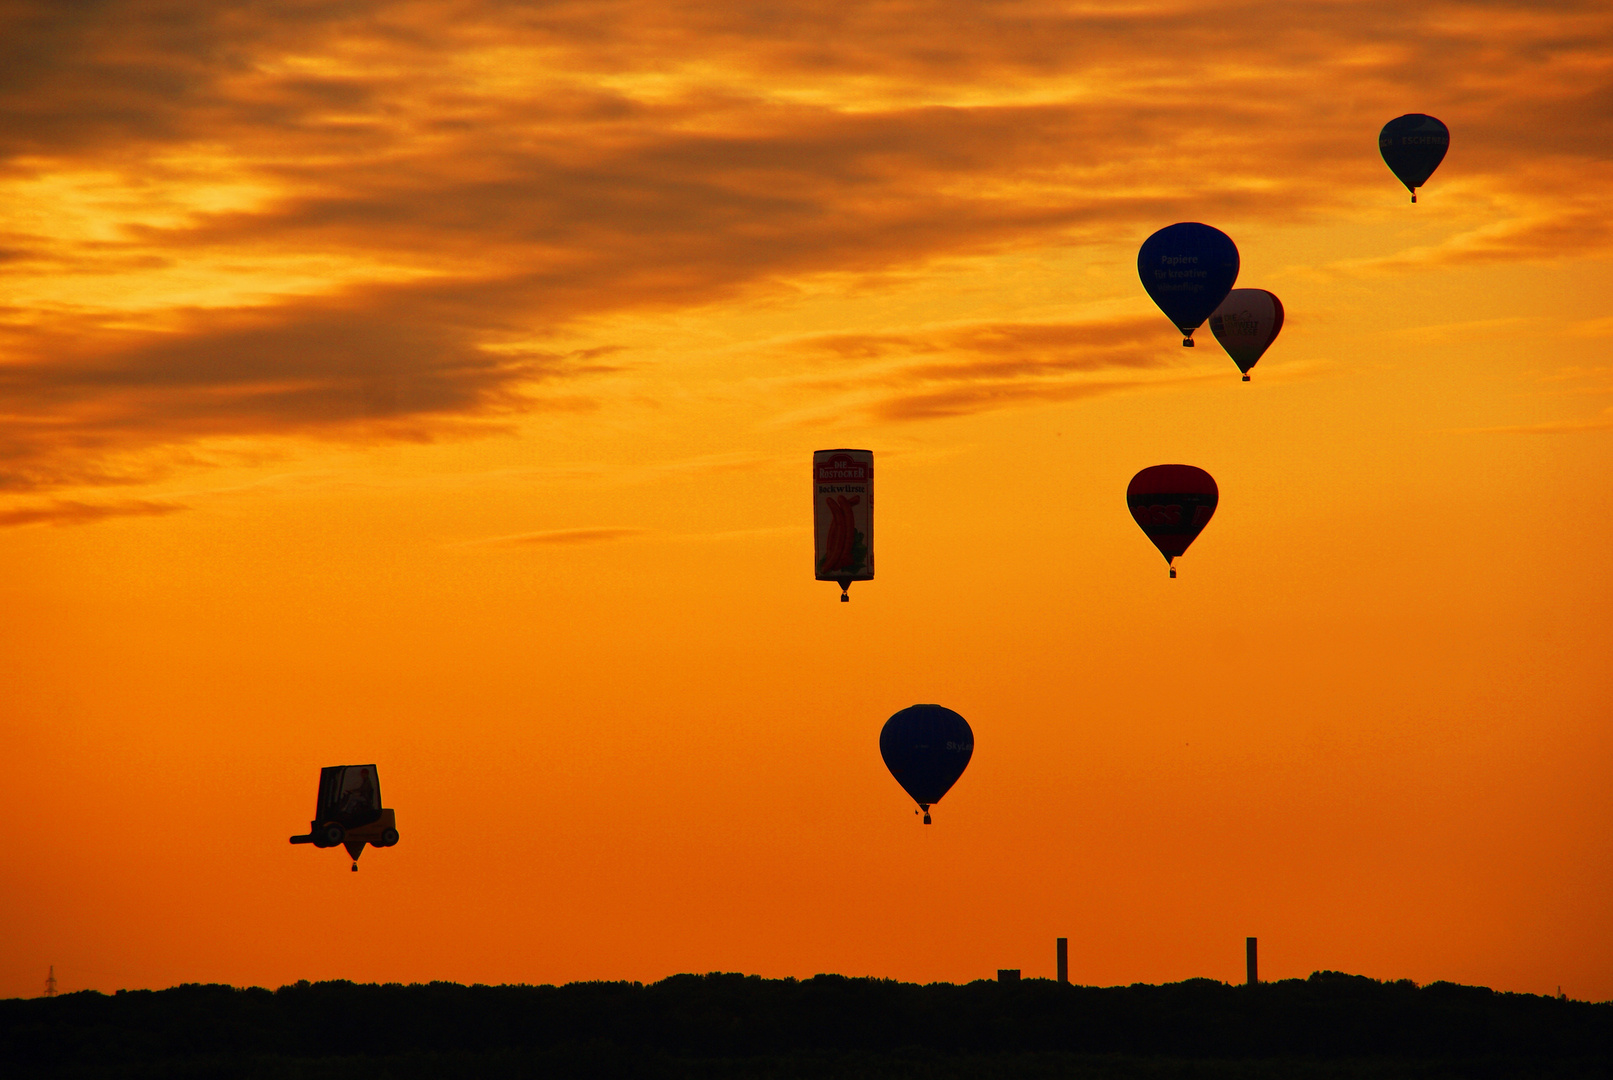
xmin=0 ymin=302 xmax=613 ymax=491
xmin=0 ymin=498 xmax=185 ymax=529
xmin=466 ymin=527 xmax=649 ymax=547
xmin=787 ymin=315 xmax=1201 ymax=419
xmin=871 ymin=371 xmax=1207 ymax=421
xmin=1454 ymin=408 xmax=1613 ymax=435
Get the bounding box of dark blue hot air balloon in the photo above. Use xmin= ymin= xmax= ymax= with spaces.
xmin=1138 ymin=223 xmax=1240 ymax=347
xmin=1379 ymin=114 xmax=1449 ymax=203
xmin=880 ymin=704 xmax=973 ymax=824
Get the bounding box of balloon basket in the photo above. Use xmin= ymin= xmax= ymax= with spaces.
xmin=1182 ymin=338 xmax=1194 ymax=347
xmin=1242 ymin=374 xmax=1250 ymax=382
xmin=923 ymin=813 xmax=932 ymax=825
xmin=1169 ymin=567 xmax=1177 ymax=579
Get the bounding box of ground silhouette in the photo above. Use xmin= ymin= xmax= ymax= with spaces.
xmin=5 ymin=970 xmax=1610 ymax=1078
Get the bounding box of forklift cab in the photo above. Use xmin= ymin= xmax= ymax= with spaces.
xmin=289 ymin=764 xmax=398 ymax=871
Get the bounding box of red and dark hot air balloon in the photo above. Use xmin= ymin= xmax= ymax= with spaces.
xmin=1127 ymin=465 xmax=1218 ymax=578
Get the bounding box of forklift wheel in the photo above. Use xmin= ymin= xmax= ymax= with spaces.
xmin=380 ymin=827 xmax=399 ymax=847
xmin=321 ymin=824 xmax=345 ymax=847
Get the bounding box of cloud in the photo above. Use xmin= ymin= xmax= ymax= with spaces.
xmin=870 ymin=373 xmax=1193 ymax=421
xmin=1332 ymin=180 xmax=1613 ymax=274
xmin=1451 ymin=392 xmax=1613 ymax=434
xmin=787 ymin=315 xmax=1200 ymax=419
xmin=1457 ymin=416 xmax=1613 ymax=434
xmin=470 ymin=526 xmax=649 ymax=546
xmin=806 ymin=317 xmax=1167 ymax=372
xmin=0 ymin=498 xmax=185 ymax=528
xmin=2 ymin=0 xmax=1610 ymax=489
xmin=0 ymin=298 xmax=612 ymax=491
xmin=1565 ymin=317 xmax=1613 ymax=340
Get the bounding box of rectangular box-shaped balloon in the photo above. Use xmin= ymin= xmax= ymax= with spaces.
xmin=814 ymin=449 xmax=874 ymax=589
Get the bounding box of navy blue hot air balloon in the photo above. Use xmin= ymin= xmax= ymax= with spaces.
xmin=1138 ymin=223 xmax=1240 ymax=347
xmin=1379 ymin=114 xmax=1449 ymax=203
xmin=880 ymin=704 xmax=973 ymax=824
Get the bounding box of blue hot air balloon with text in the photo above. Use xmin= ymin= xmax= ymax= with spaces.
xmin=880 ymin=704 xmax=973 ymax=825
xmin=1138 ymin=223 xmax=1240 ymax=347
xmin=1379 ymin=114 xmax=1449 ymax=203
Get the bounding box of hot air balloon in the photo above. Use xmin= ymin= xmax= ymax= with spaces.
xmin=880 ymin=704 xmax=973 ymax=824
xmin=289 ymin=764 xmax=400 ymax=871
xmin=814 ymin=449 xmax=874 ymax=601
xmin=1138 ymin=223 xmax=1240 ymax=347
xmin=1209 ymin=289 xmax=1284 ymax=381
xmin=1379 ymin=114 xmax=1449 ymax=203
xmin=1127 ymin=465 xmax=1218 ymax=578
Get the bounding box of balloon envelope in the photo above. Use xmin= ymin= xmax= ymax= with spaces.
xmin=813 ymin=449 xmax=874 ymax=601
xmin=1127 ymin=465 xmax=1218 ymax=566
xmin=1209 ymin=289 xmax=1285 ymax=379
xmin=1379 ymin=114 xmax=1449 ymax=200
xmin=1137 ymin=223 xmax=1239 ymax=345
xmin=880 ymin=704 xmax=973 ymax=811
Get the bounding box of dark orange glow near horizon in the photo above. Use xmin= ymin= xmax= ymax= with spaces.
xmin=2 ymin=0 xmax=1611 ymax=1001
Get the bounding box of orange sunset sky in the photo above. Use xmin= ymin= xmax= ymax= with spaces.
xmin=2 ymin=0 xmax=1611 ymax=1002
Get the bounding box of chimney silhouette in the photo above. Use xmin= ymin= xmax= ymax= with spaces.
xmin=1057 ymin=938 xmax=1068 ymax=983
xmin=1246 ymin=938 xmax=1258 ymax=986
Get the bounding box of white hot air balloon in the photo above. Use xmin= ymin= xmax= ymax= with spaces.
xmin=1209 ymin=289 xmax=1285 ymax=381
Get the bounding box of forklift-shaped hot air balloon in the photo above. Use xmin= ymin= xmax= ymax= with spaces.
xmin=289 ymin=764 xmax=399 ymax=871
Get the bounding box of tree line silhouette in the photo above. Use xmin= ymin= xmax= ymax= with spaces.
xmin=6 ymin=971 xmax=1612 ymax=1078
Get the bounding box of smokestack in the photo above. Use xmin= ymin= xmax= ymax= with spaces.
xmin=1057 ymin=938 xmax=1068 ymax=984
xmin=1246 ymin=937 xmax=1258 ymax=986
